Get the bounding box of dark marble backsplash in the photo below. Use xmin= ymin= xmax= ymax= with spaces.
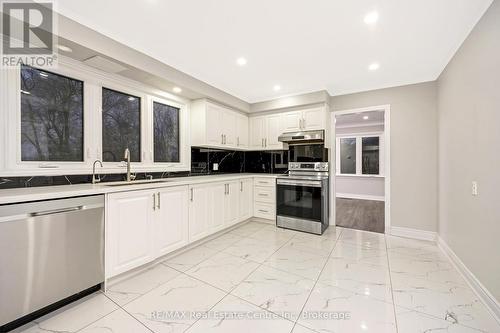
xmin=191 ymin=147 xmax=289 ymax=175
xmin=0 ymin=171 xmax=191 ymax=190
xmin=0 ymin=146 xmax=324 ymax=190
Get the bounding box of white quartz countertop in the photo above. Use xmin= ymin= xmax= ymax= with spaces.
xmin=0 ymin=173 xmax=279 ymax=205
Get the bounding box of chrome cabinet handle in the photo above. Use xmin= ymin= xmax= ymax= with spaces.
xmin=157 ymin=192 xmax=161 ymax=210
xmin=258 ymin=209 xmax=268 ymax=213
xmin=153 ymin=193 xmax=156 ymax=210
xmin=190 ymin=188 xmax=194 ymax=201
xmin=221 ymin=134 xmax=224 ymax=144
xmin=265 ymin=138 xmax=267 ymax=147
xmin=237 ymin=137 xmax=240 ymax=146
xmin=258 ymin=193 xmax=268 ymax=196
xmin=240 ymin=181 xmax=243 ymax=192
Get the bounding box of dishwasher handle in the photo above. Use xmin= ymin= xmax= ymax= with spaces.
xmin=30 ymin=206 xmax=84 ymax=217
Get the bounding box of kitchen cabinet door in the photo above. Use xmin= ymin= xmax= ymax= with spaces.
xmin=222 ymin=109 xmax=237 ymax=147
xmin=155 ymin=186 xmax=189 ymax=257
xmin=107 ymin=189 xmax=154 ymax=277
xmin=224 ymin=181 xmax=240 ymax=226
xmin=302 ymin=107 xmax=325 ymax=130
xmin=238 ymin=178 xmax=253 ymax=221
xmin=188 ymin=184 xmax=211 ymax=242
xmin=281 ymin=111 xmax=302 ymax=132
xmin=236 ymin=113 xmax=249 ymax=148
xmin=209 ymin=183 xmax=226 ymax=233
xmin=266 ymin=114 xmax=284 ymax=149
xmin=205 ymin=103 xmax=223 ymax=145
xmin=249 ymin=116 xmax=267 ymax=149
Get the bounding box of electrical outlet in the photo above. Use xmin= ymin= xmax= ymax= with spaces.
xmin=213 ymin=163 xmax=219 ymax=171
xmin=472 ymin=181 xmax=478 ymax=196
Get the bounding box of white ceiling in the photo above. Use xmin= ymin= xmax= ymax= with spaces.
xmin=56 ymin=0 xmax=492 ymax=103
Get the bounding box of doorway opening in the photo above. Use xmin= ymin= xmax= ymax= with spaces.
xmin=331 ymin=105 xmax=390 ymax=234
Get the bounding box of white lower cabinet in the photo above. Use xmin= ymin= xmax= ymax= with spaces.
xmin=106 ymin=189 xmax=155 ymax=278
xmin=155 ymin=186 xmax=189 ymax=257
xmin=188 ymin=183 xmax=211 ymax=242
xmin=107 ymin=186 xmax=190 ymax=278
xmin=106 ymin=176 xmax=279 ymax=279
xmin=224 ymin=181 xmax=239 ymax=227
xmin=238 ymin=178 xmax=253 ymax=221
xmin=209 ymin=183 xmax=226 ymax=233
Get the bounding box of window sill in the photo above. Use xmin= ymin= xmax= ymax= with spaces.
xmin=335 ymin=174 xmax=385 ymax=178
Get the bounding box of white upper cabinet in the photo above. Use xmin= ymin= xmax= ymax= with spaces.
xmin=302 ymin=106 xmax=325 ymax=130
xmin=281 ymin=106 xmax=326 ymax=132
xmin=249 ymin=115 xmax=284 ymax=150
xmin=281 ymin=111 xmax=303 ymax=132
xmin=266 ymin=114 xmax=284 ymax=149
xmin=249 ymin=116 xmax=267 ymax=149
xmin=191 ymin=99 xmax=247 ymax=150
xmin=236 ymin=113 xmax=249 ymax=148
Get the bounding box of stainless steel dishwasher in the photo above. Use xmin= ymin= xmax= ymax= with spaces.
xmin=0 ymin=195 xmax=105 ymax=331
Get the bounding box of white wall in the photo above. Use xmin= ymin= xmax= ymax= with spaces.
xmin=331 ymin=81 xmax=438 ymax=232
xmin=336 ymin=176 xmax=385 ymax=201
xmin=438 ymin=0 xmax=500 ymax=301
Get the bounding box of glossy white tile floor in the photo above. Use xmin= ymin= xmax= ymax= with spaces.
xmin=13 ymin=220 xmax=500 ymax=333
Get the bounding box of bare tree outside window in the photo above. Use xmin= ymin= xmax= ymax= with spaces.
xmin=102 ymin=88 xmax=141 ymax=162
xmin=154 ymin=101 xmax=180 ymax=163
xmin=20 ymin=65 xmax=84 ymax=161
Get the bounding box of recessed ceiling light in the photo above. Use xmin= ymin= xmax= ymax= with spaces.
xmin=57 ymin=44 xmax=73 ymax=53
xmin=364 ymin=11 xmax=379 ymax=25
xmin=236 ymin=57 xmax=247 ymax=66
xmin=273 ymin=85 xmax=281 ymax=92
xmin=368 ymin=63 xmax=380 ymax=71
xmin=363 ymin=115 xmax=369 ymax=120
xmin=173 ymin=86 xmax=182 ymax=93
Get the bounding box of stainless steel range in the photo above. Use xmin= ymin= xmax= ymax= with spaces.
xmin=276 ymin=162 xmax=329 ymax=235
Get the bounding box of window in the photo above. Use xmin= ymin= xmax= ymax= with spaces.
xmin=337 ymin=135 xmax=382 ymax=176
xmin=362 ymin=137 xmax=380 ymax=174
xmin=20 ymin=65 xmax=84 ymax=161
xmin=340 ymin=138 xmax=356 ymax=174
xmin=153 ymin=101 xmax=180 ymax=163
xmin=102 ymin=88 xmax=141 ymax=162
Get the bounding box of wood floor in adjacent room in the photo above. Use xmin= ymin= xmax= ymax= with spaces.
xmin=336 ymin=197 xmax=385 ymax=233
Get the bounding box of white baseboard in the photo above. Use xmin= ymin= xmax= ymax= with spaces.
xmin=389 ymin=226 xmax=437 ymax=242
xmin=336 ymin=193 xmax=385 ymax=201
xmin=438 ymin=236 xmax=500 ymax=324
xmin=438 ymin=237 xmax=500 ymax=323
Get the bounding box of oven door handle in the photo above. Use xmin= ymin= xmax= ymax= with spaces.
xmin=276 ymin=179 xmax=322 ymax=187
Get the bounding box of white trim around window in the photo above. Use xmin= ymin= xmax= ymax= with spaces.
xmin=0 ymin=56 xmax=190 ymax=176
xmin=335 ymin=132 xmax=384 ymax=177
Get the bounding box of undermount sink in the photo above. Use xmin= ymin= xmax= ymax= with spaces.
xmin=100 ymin=179 xmax=174 ymax=187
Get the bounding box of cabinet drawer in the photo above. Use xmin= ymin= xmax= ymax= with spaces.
xmin=254 ymin=186 xmax=275 ymax=203
xmin=254 ymin=177 xmax=275 ymax=187
xmin=254 ymin=202 xmax=275 ymax=220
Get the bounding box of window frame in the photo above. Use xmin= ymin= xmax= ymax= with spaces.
xmin=336 ymin=132 xmax=384 ymax=177
xmin=100 ymin=84 xmax=146 ymax=166
xmin=0 ymin=56 xmax=190 ymax=176
xmin=148 ymin=95 xmax=186 ymax=167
